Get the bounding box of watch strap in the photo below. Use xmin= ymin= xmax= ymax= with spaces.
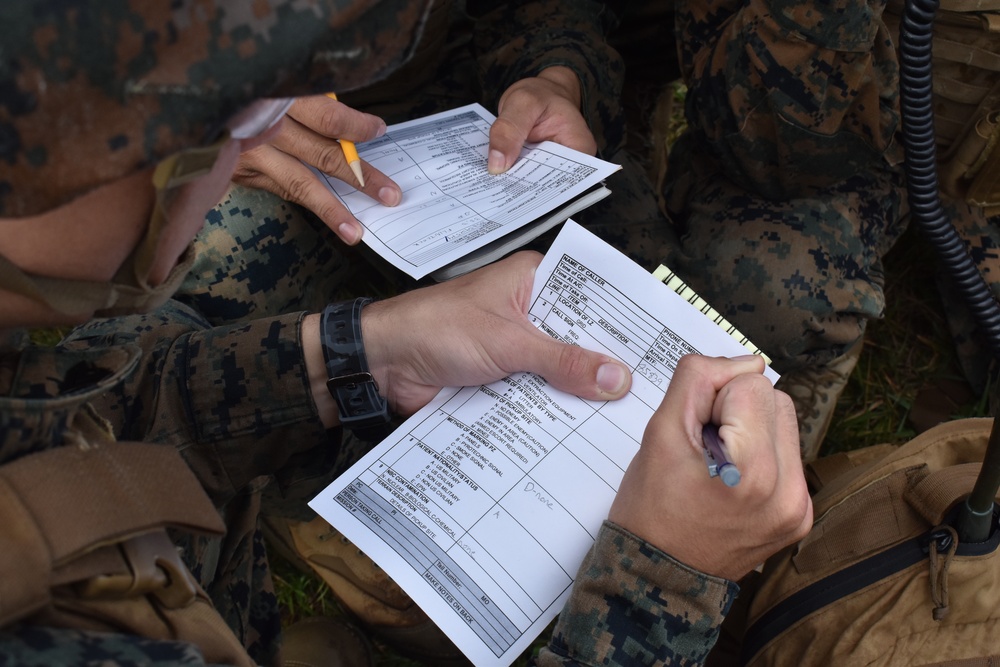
xmin=319 ymin=298 xmax=390 ymax=438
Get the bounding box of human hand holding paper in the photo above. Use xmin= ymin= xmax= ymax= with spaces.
xmin=233 ymin=94 xmax=402 ymax=245
xmin=487 ymin=66 xmax=597 ymax=174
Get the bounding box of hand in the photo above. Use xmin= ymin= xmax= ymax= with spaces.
xmin=487 ymin=66 xmax=598 ymax=174
xmin=609 ymin=355 xmax=812 ymax=582
xmin=359 ymin=251 xmax=631 ymax=415
xmin=232 ymin=95 xmax=403 ymax=245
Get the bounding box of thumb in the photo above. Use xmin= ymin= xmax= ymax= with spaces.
xmin=516 ymin=328 xmax=632 ymax=401
xmin=487 ymin=115 xmax=530 ymax=174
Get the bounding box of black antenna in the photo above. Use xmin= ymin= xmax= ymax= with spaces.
xmin=898 ymin=0 xmax=1000 ymax=543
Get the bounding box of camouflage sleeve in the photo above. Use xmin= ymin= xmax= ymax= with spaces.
xmin=676 ymin=0 xmax=903 ymax=200
xmin=533 ymin=521 xmax=738 ymax=667
xmin=468 ymin=0 xmax=627 ymax=158
xmin=61 ymin=300 xmax=338 ymax=510
xmin=0 ymin=625 xmax=211 ymax=666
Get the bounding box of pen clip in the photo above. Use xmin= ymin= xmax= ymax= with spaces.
xmin=702 ymin=422 xmax=741 ymax=486
xmin=702 ymin=444 xmax=721 ymax=478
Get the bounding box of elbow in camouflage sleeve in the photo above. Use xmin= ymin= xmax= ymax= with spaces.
xmin=534 ymin=521 xmax=738 ymax=667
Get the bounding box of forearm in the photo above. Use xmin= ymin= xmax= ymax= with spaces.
xmin=533 ymin=521 xmax=737 ymax=667
xmin=62 ymin=301 xmax=334 ymax=507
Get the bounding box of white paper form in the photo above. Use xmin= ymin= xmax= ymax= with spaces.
xmin=310 ymin=104 xmax=620 ymax=279
xmin=309 ymin=221 xmax=778 ymax=667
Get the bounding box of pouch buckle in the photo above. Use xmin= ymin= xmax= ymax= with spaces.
xmin=76 ymin=531 xmax=199 ymax=609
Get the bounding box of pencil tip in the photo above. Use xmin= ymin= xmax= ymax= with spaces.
xmin=350 ymin=161 xmax=365 ymax=188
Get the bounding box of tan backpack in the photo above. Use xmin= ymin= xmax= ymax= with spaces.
xmin=884 ymin=0 xmax=1000 ymax=215
xmin=717 ymin=418 xmax=1000 ymax=666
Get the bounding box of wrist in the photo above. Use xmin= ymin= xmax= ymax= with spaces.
xmin=304 ymin=300 xmax=393 ymax=439
xmin=536 ymin=65 xmax=583 ymax=109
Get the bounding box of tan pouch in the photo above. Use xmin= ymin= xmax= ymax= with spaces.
xmin=729 ymin=419 xmax=1000 ymax=667
xmin=0 ymin=426 xmax=253 ymax=666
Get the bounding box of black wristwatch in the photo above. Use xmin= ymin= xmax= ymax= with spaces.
xmin=319 ymin=298 xmax=391 ymax=439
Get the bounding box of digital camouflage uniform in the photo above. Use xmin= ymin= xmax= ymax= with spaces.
xmin=664 ymin=0 xmax=1000 ymax=390
xmin=0 ymin=1 xmax=729 ymax=666
xmin=664 ymin=0 xmax=910 ymax=374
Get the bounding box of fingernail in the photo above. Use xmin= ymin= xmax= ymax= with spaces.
xmin=338 ymin=222 xmax=360 ymax=245
xmin=731 ymin=354 xmax=760 ymax=361
xmin=487 ymin=150 xmax=506 ymax=174
xmin=379 ymin=186 xmax=401 ymax=206
xmin=375 ymin=121 xmax=387 ymax=138
xmin=596 ymin=363 xmax=627 ymax=393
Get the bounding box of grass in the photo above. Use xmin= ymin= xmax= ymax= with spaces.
xmin=824 ymin=225 xmax=992 ymax=455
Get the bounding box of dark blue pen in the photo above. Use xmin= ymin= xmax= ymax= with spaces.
xmin=702 ymin=423 xmax=741 ymax=487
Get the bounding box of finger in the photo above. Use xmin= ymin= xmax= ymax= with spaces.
xmin=478 ymin=251 xmax=632 ymax=400
xmin=287 ymin=94 xmax=386 ymax=143
xmin=270 ymin=115 xmax=402 ymax=206
xmin=234 ymin=144 xmax=366 ymax=244
xmin=718 ymin=380 xmax=812 ymax=546
xmin=655 ymin=354 xmax=767 ymax=452
xmin=514 ymin=329 xmax=633 ymax=401
xmin=769 ymin=388 xmax=813 ymax=538
xmin=487 ymin=113 xmax=532 ymax=175
xmin=712 ymin=373 xmax=781 ymax=495
xmin=499 ymin=78 xmax=596 ymax=154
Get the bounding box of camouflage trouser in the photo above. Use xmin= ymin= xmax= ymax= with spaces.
xmin=663 ymin=133 xmax=910 ymax=374
xmin=660 ymin=0 xmax=912 ymax=375
xmin=664 ymin=0 xmax=1000 ymax=383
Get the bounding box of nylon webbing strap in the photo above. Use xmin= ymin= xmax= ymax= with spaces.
xmin=129 ymin=141 xmax=225 ymax=289
xmin=0 ymin=442 xmax=224 ymax=625
xmin=906 ymin=462 xmax=985 ymax=525
xmin=793 ymin=466 xmax=927 ymax=573
xmin=0 ymin=246 xmax=195 ymax=317
xmin=0 ymin=138 xmax=217 ymax=317
xmin=0 ymin=253 xmax=116 ymax=315
xmin=966 ymin=114 xmax=1000 ymax=212
xmin=939 ymin=0 xmax=1000 ymax=10
xmin=805 ymin=444 xmax=897 ymax=493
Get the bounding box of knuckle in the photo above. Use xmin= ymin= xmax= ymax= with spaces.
xmin=775 ymin=388 xmax=795 ymax=412
xmin=675 ymin=354 xmax=701 ymax=374
xmin=318 ymin=104 xmax=343 ymax=134
xmin=557 ymin=344 xmax=591 ymax=381
xmin=314 ymin=143 xmax=344 ymax=173
xmin=282 ymin=174 xmax=315 ymax=205
xmin=777 ymin=487 xmax=813 ymax=541
xmin=316 ymin=201 xmax=348 ymax=227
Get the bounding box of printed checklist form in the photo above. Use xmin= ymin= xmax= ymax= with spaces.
xmin=309 ymin=221 xmax=778 ymax=667
xmin=310 ymin=104 xmax=619 ymax=280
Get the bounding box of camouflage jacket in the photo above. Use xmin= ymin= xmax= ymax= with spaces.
xmin=536 ymin=522 xmax=736 ymax=667
xmin=0 ymin=0 xmax=624 ymax=218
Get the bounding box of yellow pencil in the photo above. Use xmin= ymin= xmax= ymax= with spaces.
xmin=325 ymin=92 xmax=365 ymax=188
